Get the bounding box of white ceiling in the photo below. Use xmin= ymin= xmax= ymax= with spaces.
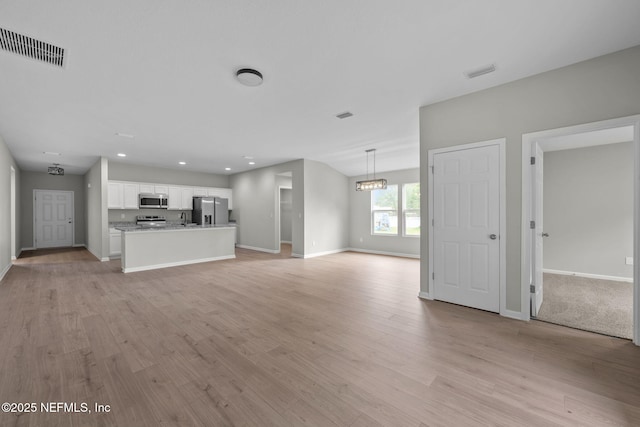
xmin=2 ymin=1 xmax=640 ymax=177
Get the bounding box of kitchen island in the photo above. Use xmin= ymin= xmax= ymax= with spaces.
xmin=115 ymin=224 xmax=236 ymax=273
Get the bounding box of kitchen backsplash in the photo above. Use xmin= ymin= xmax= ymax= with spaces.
xmin=107 ymin=209 xmax=194 ymax=223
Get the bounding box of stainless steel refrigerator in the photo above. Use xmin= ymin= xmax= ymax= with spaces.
xmin=193 ymin=197 xmax=228 ymax=225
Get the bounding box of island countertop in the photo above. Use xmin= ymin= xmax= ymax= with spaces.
xmin=114 ymin=223 xmax=236 ymax=232
xmin=118 ymin=225 xmax=236 ymax=273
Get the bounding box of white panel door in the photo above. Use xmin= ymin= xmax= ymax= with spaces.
xmin=35 ymin=190 xmax=74 ymax=248
xmin=531 ymin=144 xmax=544 ymax=316
xmin=433 ymin=145 xmax=500 ymax=312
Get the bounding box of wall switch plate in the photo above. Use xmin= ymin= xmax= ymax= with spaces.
xmin=626 ymin=256 xmax=634 ymax=265
xmin=359 ymin=237 xmax=363 ymax=243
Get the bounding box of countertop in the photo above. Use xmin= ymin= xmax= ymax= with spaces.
xmin=114 ymin=223 xmax=235 ymax=233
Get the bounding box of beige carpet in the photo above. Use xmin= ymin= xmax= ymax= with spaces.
xmin=536 ymin=273 xmax=633 ymax=339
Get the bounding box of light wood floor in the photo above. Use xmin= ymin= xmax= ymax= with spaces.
xmin=1 ymin=246 xmax=640 ymax=426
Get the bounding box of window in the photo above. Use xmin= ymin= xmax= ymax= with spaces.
xmin=403 ymin=183 xmax=420 ymax=236
xmin=371 ymin=185 xmax=398 ymax=235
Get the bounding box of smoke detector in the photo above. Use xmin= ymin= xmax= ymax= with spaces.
xmin=236 ymin=68 xmax=263 ymax=86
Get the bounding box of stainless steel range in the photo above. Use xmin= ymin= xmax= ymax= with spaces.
xmin=136 ymin=215 xmax=167 ymax=228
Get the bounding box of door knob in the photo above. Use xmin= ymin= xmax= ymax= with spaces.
xmin=489 ymin=234 xmax=497 ymax=240
xmin=542 ymin=233 xmax=549 ymax=237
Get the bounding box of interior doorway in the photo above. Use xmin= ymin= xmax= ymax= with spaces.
xmin=275 ymin=171 xmax=293 ymax=255
xmin=522 ymin=116 xmax=640 ymax=344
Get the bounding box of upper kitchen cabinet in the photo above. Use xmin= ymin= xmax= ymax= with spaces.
xmin=108 ymin=182 xmax=122 ymax=209
xmin=208 ymin=187 xmax=233 ymax=209
xmin=193 ymin=187 xmax=208 ymax=197
xmin=167 ymin=186 xmax=182 ymax=210
xmin=139 ymin=183 xmax=154 ymax=194
xmin=108 ymin=181 xmax=139 ymax=209
xmin=181 ymin=187 xmax=194 ymax=210
xmin=154 ymin=185 xmax=169 ymax=195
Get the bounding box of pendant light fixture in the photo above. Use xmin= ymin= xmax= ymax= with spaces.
xmin=355 ymin=149 xmax=387 ymax=191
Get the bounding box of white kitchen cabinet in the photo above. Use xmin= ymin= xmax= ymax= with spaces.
xmin=193 ymin=187 xmax=208 ymax=197
xmin=123 ymin=183 xmax=139 ymax=209
xmin=167 ymin=186 xmax=182 ymax=210
xmin=108 ymin=182 xmax=123 ymax=209
xmin=109 ymin=228 xmax=121 ymax=257
xmin=154 ymin=185 xmax=169 ymax=195
xmin=181 ymin=187 xmax=194 ymax=210
xmin=108 ymin=181 xmax=139 ymax=209
xmin=139 ymin=183 xmax=154 ymax=194
xmin=207 ymin=187 xmax=233 ymax=209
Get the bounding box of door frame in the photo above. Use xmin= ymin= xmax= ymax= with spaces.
xmin=10 ymin=166 xmax=16 ymax=260
xmin=33 ymin=189 xmax=75 ymax=249
xmin=426 ymin=138 xmax=508 ymax=316
xmin=521 ymin=115 xmax=640 ymax=345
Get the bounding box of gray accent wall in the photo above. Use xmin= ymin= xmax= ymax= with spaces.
xmin=230 ymin=160 xmax=304 ymax=255
xmin=543 ymin=142 xmax=633 ymax=278
xmin=85 ymin=158 xmax=109 ymax=261
xmin=303 ymin=160 xmax=349 ymax=256
xmin=349 ymin=168 xmax=420 ymax=257
xmin=20 ymin=172 xmax=86 ymax=248
xmin=420 ymin=45 xmax=640 ymax=313
xmin=0 ymin=134 xmax=20 ymax=278
xmin=109 ymin=161 xmax=229 ymax=187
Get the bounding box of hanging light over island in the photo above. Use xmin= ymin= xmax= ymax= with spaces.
xmin=355 ymin=149 xmax=387 ymax=191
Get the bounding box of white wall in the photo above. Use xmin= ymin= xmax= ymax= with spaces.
xmin=20 ymin=171 xmax=86 ymax=248
xmin=349 ymin=168 xmax=420 ymax=257
xmin=303 ymin=160 xmax=349 ymax=256
xmin=108 ymin=161 xmax=229 ymax=187
xmin=543 ymin=142 xmax=633 ymax=278
xmin=84 ymin=158 xmax=109 ymax=261
xmin=420 ymin=45 xmax=640 ymax=313
xmin=0 ymin=134 xmax=20 ymax=280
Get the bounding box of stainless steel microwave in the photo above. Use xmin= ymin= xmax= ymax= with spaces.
xmin=139 ymin=193 xmax=168 ymax=209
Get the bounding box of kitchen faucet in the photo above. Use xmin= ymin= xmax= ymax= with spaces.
xmin=180 ymin=211 xmax=186 ymax=225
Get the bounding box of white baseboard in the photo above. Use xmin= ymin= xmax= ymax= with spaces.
xmin=291 ymin=253 xmax=303 ymax=258
xmin=21 ymin=247 xmax=35 ymax=252
xmin=418 ymin=291 xmax=432 ymax=300
xmin=299 ymin=248 xmax=349 ymax=259
xmin=123 ymin=254 xmax=236 ymax=273
xmin=72 ymin=243 xmax=86 ymax=248
xmin=544 ymin=268 xmax=633 ymax=283
xmin=0 ymin=263 xmax=11 ymax=282
xmin=501 ymin=309 xmax=525 ymax=321
xmin=236 ymin=244 xmax=280 ymax=254
xmin=280 ymin=240 xmax=292 ymax=244
xmin=348 ymin=248 xmax=420 ymax=259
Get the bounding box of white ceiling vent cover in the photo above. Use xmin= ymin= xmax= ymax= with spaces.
xmin=0 ymin=27 xmax=65 ymax=67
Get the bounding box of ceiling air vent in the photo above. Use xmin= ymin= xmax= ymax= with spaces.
xmin=0 ymin=27 xmax=65 ymax=67
xmin=336 ymin=111 xmax=353 ymax=119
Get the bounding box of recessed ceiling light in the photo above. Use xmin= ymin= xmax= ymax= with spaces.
xmin=236 ymin=68 xmax=263 ymax=86
xmin=464 ymin=63 xmax=496 ymax=79
xmin=179 ymin=161 xmax=186 ymax=165
xmin=117 ymin=153 xmax=126 ymax=157
xmin=248 ymin=161 xmax=256 ymax=165
xmin=43 ymin=151 xmax=61 ymax=156
xmin=115 ymin=132 xmax=135 ymax=138
xmin=225 ymin=167 xmax=231 ymax=171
